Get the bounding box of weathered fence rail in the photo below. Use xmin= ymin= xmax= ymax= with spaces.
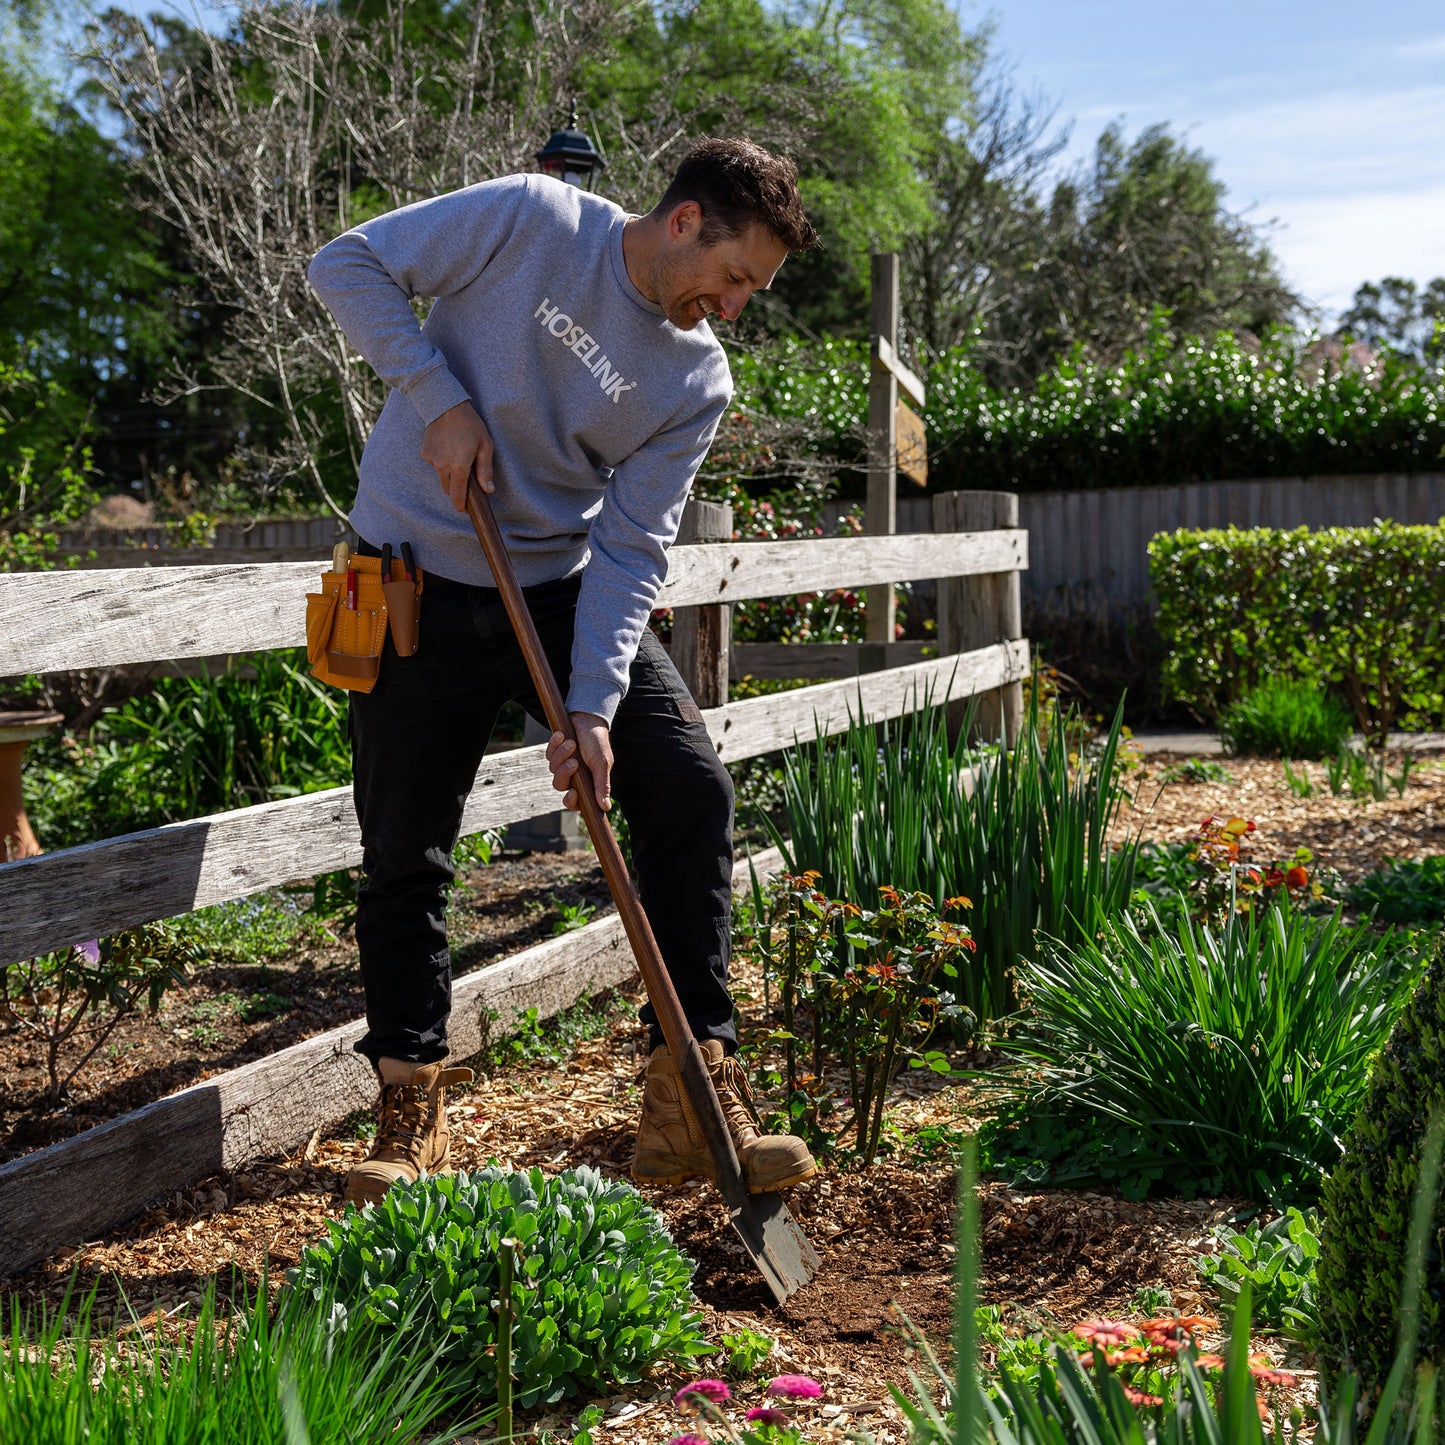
xmin=0 ymin=499 xmax=1028 ymax=1277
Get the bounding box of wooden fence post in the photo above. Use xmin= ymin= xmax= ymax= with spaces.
xmin=934 ymin=490 xmax=1024 ymax=744
xmin=866 ymin=253 xmax=899 ymax=649
xmin=670 ymin=498 xmax=732 ymax=707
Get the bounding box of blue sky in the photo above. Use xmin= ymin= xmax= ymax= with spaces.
xmin=975 ymin=0 xmax=1445 ymax=319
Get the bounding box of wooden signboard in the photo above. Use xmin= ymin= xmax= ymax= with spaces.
xmin=896 ymin=400 xmax=928 ymax=487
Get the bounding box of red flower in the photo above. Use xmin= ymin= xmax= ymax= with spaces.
xmin=767 ymin=1374 xmax=823 ymax=1400
xmin=675 ymin=1379 xmax=731 ymax=1408
xmin=1123 ymin=1386 xmax=1164 ymax=1408
xmin=1285 ymin=865 xmax=1309 ymax=889
xmin=1073 ymin=1320 xmax=1139 ymax=1347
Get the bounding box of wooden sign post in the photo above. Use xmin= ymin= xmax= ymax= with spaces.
xmin=866 ymin=254 xmax=927 ymax=648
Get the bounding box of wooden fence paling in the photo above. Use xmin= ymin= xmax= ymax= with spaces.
xmin=0 ymin=642 xmax=1028 ymax=968
xmin=0 ymin=846 xmax=787 ymax=1281
xmin=0 ymin=531 xmax=1025 ymax=677
xmin=669 ymin=499 xmax=732 ymax=707
xmin=935 ymin=491 xmax=1025 ymax=743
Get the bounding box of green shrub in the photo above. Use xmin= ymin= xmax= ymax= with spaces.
xmin=983 ymin=904 xmax=1420 ymax=1202
xmin=1158 ymin=758 xmax=1233 ymax=785
xmin=283 ymin=1167 xmax=707 ymax=1407
xmin=0 ymin=1274 xmax=479 ymax=1442
xmin=1197 ymin=1208 xmax=1320 ymax=1347
xmin=1319 ymin=937 xmax=1445 ymax=1397
xmin=772 ymin=694 xmax=1136 ymax=1022
xmin=24 ymin=649 xmax=350 ymax=848
xmin=1150 ymin=520 xmax=1445 ymax=741
xmin=1219 ymin=679 xmax=1354 ymax=759
xmin=1349 ymin=858 xmax=1445 ymax=924
xmin=732 ymin=319 xmax=1445 ymax=494
xmin=750 ymin=875 xmax=975 ymax=1159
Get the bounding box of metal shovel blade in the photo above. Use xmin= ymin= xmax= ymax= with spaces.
xmin=726 ymin=1190 xmax=821 ymax=1304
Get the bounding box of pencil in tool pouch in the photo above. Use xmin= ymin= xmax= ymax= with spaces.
xmin=305 ymin=544 xmax=423 ymax=693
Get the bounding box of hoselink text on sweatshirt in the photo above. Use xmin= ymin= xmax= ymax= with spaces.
xmin=307 ymin=173 xmax=732 ymax=725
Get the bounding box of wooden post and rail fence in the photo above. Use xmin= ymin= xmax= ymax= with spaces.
xmin=0 ymin=494 xmax=1027 ymax=1279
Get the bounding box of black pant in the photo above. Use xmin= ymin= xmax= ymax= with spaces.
xmin=347 ymin=561 xmax=737 ymax=1065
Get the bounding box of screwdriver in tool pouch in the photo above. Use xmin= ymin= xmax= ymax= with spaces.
xmin=345 ymin=565 xmax=357 ymax=610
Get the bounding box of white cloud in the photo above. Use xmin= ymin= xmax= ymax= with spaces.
xmin=1269 ymin=185 xmax=1445 ymax=316
xmin=1391 ymin=33 xmax=1445 ymax=59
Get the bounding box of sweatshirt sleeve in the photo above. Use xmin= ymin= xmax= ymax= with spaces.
xmin=565 ymin=371 xmax=732 ymax=725
xmin=307 ymin=175 xmax=531 ymax=426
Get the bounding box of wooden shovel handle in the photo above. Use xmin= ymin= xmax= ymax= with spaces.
xmin=463 ymin=480 xmax=749 ymax=1201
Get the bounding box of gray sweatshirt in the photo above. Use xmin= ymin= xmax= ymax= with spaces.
xmin=308 ymin=174 xmax=732 ymax=724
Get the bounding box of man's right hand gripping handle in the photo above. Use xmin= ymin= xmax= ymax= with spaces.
xmin=420 ymin=399 xmax=495 ymax=511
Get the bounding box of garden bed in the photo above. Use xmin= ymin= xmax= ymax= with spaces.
xmin=4 ymin=742 xmax=1443 ymax=1436
xmin=0 ymin=849 xmax=614 ymax=1165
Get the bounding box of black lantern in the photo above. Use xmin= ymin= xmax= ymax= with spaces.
xmin=535 ymin=106 xmax=606 ymax=191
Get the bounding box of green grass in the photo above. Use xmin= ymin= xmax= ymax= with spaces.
xmin=1219 ymin=679 xmax=1353 ymax=760
xmin=771 ymin=691 xmax=1137 ymax=1022
xmin=984 ymin=903 xmax=1423 ymax=1202
xmin=0 ymin=1274 xmax=485 ymax=1443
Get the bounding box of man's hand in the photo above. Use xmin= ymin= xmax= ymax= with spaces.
xmin=546 ymin=713 xmax=613 ymax=813
xmin=419 ymin=399 xmax=494 ymax=511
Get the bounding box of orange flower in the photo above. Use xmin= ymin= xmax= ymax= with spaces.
xmin=1285 ymin=865 xmax=1309 ymax=889
xmin=1194 ymin=1353 xmax=1226 ymax=1370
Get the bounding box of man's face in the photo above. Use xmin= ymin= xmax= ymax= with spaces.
xmin=651 ymin=204 xmax=790 ymax=330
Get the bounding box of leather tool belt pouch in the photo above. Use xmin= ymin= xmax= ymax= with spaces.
xmin=305 ymin=553 xmax=423 ymax=694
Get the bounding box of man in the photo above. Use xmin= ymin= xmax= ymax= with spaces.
xmin=308 ymin=136 xmax=819 ymax=1208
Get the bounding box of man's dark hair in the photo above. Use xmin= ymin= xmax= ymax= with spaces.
xmin=657 ymin=137 xmax=817 ymax=253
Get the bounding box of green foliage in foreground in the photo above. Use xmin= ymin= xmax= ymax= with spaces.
xmin=284 ymin=1167 xmax=708 ymax=1407
xmin=983 ymin=904 xmax=1421 ymax=1202
xmin=884 ymin=1140 xmax=1445 ymax=1445
xmin=1219 ymin=679 xmax=1354 ymax=760
xmin=1198 ymin=1208 xmax=1320 ymax=1347
xmin=1321 ymin=938 xmax=1445 ymax=1401
xmin=25 ymin=650 xmax=350 ymax=848
xmin=0 ymin=1274 xmax=480 ymax=1443
xmin=1349 ymin=858 xmax=1445 ymax=925
xmin=772 ymin=694 xmax=1136 ymax=1023
xmin=1150 ymin=520 xmax=1445 ymax=739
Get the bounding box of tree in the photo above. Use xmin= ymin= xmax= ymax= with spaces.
xmin=1338 ymin=276 xmax=1445 ymax=365
xmin=902 ymin=87 xmax=1300 ymax=387
xmin=0 ymin=46 xmax=172 ymax=475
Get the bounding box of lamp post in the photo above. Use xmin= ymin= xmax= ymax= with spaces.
xmin=534 ymin=106 xmax=606 ymax=191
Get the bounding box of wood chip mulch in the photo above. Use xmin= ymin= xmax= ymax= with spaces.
xmin=9 ymin=747 xmax=1439 ymax=1436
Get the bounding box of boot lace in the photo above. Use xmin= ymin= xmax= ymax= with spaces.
xmin=714 ymin=1053 xmax=764 ymax=1136
xmin=374 ymin=1081 xmax=432 ymax=1162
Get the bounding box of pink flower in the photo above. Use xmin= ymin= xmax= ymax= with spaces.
xmin=768 ymin=1374 xmax=823 ymax=1400
xmin=667 ymin=1436 xmax=711 ymax=1445
xmin=745 ymin=1408 xmax=791 ymax=1429
xmin=675 ymin=1379 xmax=731 ymax=1408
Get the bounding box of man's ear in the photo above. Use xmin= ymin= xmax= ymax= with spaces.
xmin=667 ymin=200 xmax=703 ymax=242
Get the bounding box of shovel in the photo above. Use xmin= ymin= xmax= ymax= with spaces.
xmin=464 ymin=478 xmax=820 ymax=1304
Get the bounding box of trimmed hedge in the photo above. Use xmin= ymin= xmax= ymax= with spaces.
xmin=728 ymin=323 xmax=1445 ymax=494
xmin=1318 ymin=937 xmax=1445 ymax=1398
xmin=1149 ymin=520 xmax=1445 ymax=741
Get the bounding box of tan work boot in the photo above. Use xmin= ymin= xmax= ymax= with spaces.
xmin=632 ymin=1039 xmax=816 ymax=1193
xmin=343 ymin=1057 xmax=474 ymax=1208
